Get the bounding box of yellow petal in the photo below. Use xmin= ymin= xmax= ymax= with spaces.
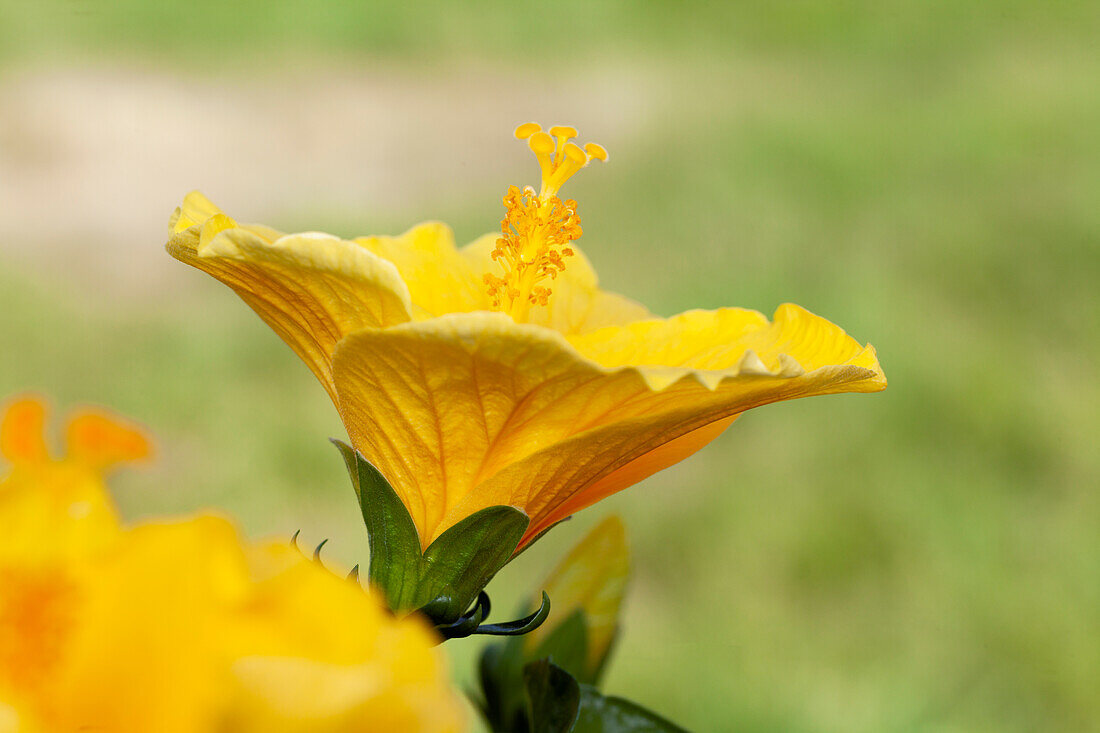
xmin=48 ymin=516 xmax=252 ymax=733
xmin=169 ymin=190 xmax=224 ymax=233
xmin=569 ymin=303 xmax=883 ymax=378
xmin=0 ymin=703 xmax=19 ymax=733
xmin=0 ymin=562 xmax=83 ymax=707
xmin=531 ymin=416 xmax=737 ymax=543
xmin=567 ymin=307 xmax=771 ymax=372
xmin=167 ymin=207 xmax=415 ymax=402
xmin=355 ymin=227 xmax=649 ymax=332
xmin=356 ymin=223 xmax=491 ymax=320
xmin=234 ymin=542 xmax=435 ymax=666
xmin=331 ymin=307 xmax=884 ymax=548
xmin=221 ymin=543 xmax=462 ymax=731
xmin=0 ymin=462 xmax=121 ymax=562
xmin=226 ymin=657 xmax=464 ymax=733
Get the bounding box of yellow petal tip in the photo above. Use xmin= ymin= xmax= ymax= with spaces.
xmin=170 ymin=190 xmax=223 ymax=234
xmin=199 ymin=213 xmax=239 ymax=250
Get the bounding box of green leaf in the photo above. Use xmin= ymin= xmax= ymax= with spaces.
xmin=524 ymin=660 xmax=581 ymax=733
xmin=331 ymin=439 xmax=423 ymax=610
xmin=574 ymin=685 xmax=690 ymax=733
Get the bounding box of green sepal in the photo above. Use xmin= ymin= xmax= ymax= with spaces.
xmin=477 ymin=591 xmax=551 ymax=636
xmin=433 ymin=591 xmax=492 ymax=640
xmin=416 ymin=504 xmax=530 ymax=621
xmin=524 ymin=659 xmax=581 ymax=733
xmin=332 ymin=439 xmax=423 ymax=608
xmin=332 ymin=440 xmax=530 ymax=625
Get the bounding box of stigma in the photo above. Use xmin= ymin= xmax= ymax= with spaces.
xmin=484 ymin=123 xmax=606 ymax=321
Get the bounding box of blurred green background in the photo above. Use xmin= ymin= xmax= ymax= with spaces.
xmin=2 ymin=1 xmax=1098 ymax=730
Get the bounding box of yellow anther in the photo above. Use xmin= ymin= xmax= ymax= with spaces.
xmin=528 ymin=131 xmax=556 ymax=155
xmin=485 ymin=184 xmax=583 ymax=322
xmin=514 ymin=122 xmax=542 ymax=139
xmin=549 ymin=125 xmax=579 ymax=139
xmin=585 ymin=142 xmax=608 ymax=162
xmin=563 ymin=142 xmax=587 ymax=164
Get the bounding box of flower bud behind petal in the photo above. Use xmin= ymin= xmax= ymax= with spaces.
xmin=525 ymin=515 xmax=630 ymax=684
xmin=475 ymin=516 xmax=630 ymax=731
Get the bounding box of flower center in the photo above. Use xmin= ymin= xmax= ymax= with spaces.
xmin=484 ymin=123 xmax=607 ymax=322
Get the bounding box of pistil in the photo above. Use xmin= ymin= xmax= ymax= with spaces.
xmin=484 ymin=123 xmax=606 ymax=321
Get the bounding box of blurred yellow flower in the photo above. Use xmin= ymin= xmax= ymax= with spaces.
xmin=0 ymin=395 xmax=150 ymax=562
xmin=166 ymin=123 xmax=885 ymax=552
xmin=0 ymin=396 xmax=465 ymax=733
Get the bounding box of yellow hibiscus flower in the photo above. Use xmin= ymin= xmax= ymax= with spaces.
xmin=166 ymin=123 xmax=885 ymax=554
xmin=0 ymin=396 xmax=465 ymax=733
